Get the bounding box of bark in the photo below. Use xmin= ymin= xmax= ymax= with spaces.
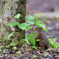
xmin=15 ymin=0 xmax=27 ymax=39
xmin=0 ymin=0 xmax=27 ymax=39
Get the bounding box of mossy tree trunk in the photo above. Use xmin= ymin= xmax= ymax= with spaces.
xmin=15 ymin=0 xmax=27 ymax=39
xmin=0 ymin=0 xmax=27 ymax=40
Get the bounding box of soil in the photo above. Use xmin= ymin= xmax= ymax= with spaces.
xmin=0 ymin=46 xmax=59 ymax=59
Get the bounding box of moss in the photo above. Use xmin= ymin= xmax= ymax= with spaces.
xmin=2 ymin=24 xmax=9 ymax=32
xmin=2 ymin=24 xmax=11 ymax=33
xmin=1 ymin=34 xmax=4 ymax=38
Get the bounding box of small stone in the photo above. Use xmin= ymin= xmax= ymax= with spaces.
xmin=36 ymin=51 xmax=40 ymax=54
xmin=5 ymin=54 xmax=7 ymax=56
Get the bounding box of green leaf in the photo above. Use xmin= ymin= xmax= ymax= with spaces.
xmin=33 ymin=33 xmax=37 ymax=36
xmin=18 ymin=23 xmax=31 ymax=30
xmin=13 ymin=47 xmax=17 ymax=50
xmin=48 ymin=38 xmax=59 ymax=49
xmin=31 ymin=46 xmax=37 ymax=49
xmin=36 ymin=20 xmax=46 ymax=26
xmin=7 ymin=32 xmax=14 ymax=40
xmin=33 ymin=17 xmax=37 ymax=20
xmin=33 ymin=55 xmax=37 ymax=58
xmin=36 ymin=22 xmax=45 ymax=28
xmin=26 ymin=26 xmax=31 ymax=30
xmin=25 ymin=35 xmax=28 ymax=38
xmin=43 ymin=27 xmax=48 ymax=31
xmin=3 ymin=49 xmax=8 ymax=53
xmin=34 ymin=13 xmax=41 ymax=17
xmin=0 ymin=46 xmax=4 ymax=49
xmin=25 ymin=15 xmax=34 ymax=21
xmin=14 ymin=14 xmax=21 ymax=19
xmin=6 ymin=45 xmax=10 ymax=49
xmin=44 ymin=53 xmax=49 ymax=57
xmin=16 ymin=51 xmax=21 ymax=55
xmin=29 ymin=33 xmax=35 ymax=46
xmin=8 ymin=22 xmax=19 ymax=26
xmin=46 ymin=49 xmax=51 ymax=51
xmin=0 ymin=49 xmax=2 ymax=52
xmin=36 ymin=20 xmax=48 ymax=31
xmin=26 ymin=21 xmax=34 ymax=25
xmin=18 ymin=23 xmax=27 ymax=30
xmin=10 ymin=42 xmax=18 ymax=46
xmin=25 ymin=39 xmax=30 ymax=44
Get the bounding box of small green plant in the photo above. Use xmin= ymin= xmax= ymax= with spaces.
xmin=3 ymin=49 xmax=8 ymax=53
xmin=13 ymin=47 xmax=17 ymax=51
xmin=33 ymin=54 xmax=37 ymax=58
xmin=29 ymin=33 xmax=35 ymax=46
xmin=31 ymin=46 xmax=37 ymax=49
xmin=43 ymin=52 xmax=49 ymax=57
xmin=0 ymin=46 xmax=4 ymax=49
xmin=48 ymin=38 xmax=59 ymax=49
xmin=0 ymin=13 xmax=48 ymax=54
xmin=0 ymin=49 xmax=2 ymax=52
xmin=7 ymin=32 xmax=14 ymax=40
xmin=16 ymin=51 xmax=21 ymax=55
xmin=7 ymin=13 xmax=48 ymax=49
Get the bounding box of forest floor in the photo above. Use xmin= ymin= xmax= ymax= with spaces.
xmin=0 ymin=14 xmax=59 ymax=59
xmin=25 ymin=18 xmax=59 ymax=59
xmin=0 ymin=16 xmax=59 ymax=59
xmin=18 ymin=17 xmax=59 ymax=59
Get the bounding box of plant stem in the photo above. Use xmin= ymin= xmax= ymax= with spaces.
xmin=31 ymin=19 xmax=36 ymax=34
